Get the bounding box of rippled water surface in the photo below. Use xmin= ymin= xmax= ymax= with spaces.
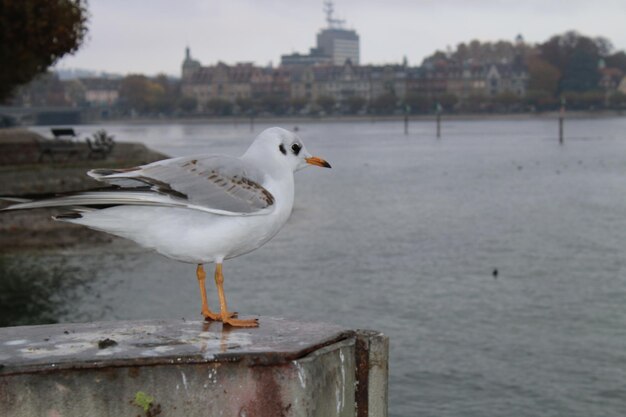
xmin=10 ymin=117 xmax=626 ymax=416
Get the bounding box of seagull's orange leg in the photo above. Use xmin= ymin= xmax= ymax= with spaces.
xmin=196 ymin=264 xmax=221 ymax=321
xmin=214 ymin=263 xmax=258 ymax=327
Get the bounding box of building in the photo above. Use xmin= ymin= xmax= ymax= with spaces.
xmin=288 ymin=66 xmax=316 ymax=100
xmin=368 ymin=65 xmax=407 ymax=100
xmin=182 ymin=47 xmax=201 ymax=81
xmin=316 ymin=29 xmax=360 ymax=66
xmin=618 ymin=76 xmax=626 ymax=95
xmin=80 ymin=78 xmax=121 ymax=106
xmin=445 ymin=61 xmax=487 ymax=99
xmin=250 ymin=67 xmax=291 ymax=100
xmin=280 ymin=1 xmax=360 ymax=67
xmin=413 ymin=54 xmax=528 ymax=100
xmin=598 ymin=62 xmax=624 ymax=94
xmin=316 ymin=1 xmax=359 ymax=65
xmin=280 ymin=48 xmax=331 ymax=67
xmin=485 ymin=56 xmax=529 ymax=97
xmin=312 ymin=61 xmax=371 ymax=102
xmin=182 ymin=62 xmax=257 ymax=110
xmin=411 ymin=58 xmax=450 ymax=98
xmin=180 ymin=28 xmax=528 ymax=114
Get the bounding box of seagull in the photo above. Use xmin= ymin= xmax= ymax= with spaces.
xmin=3 ymin=127 xmax=331 ymax=327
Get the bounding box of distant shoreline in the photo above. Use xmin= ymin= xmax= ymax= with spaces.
xmin=79 ymin=110 xmax=626 ymax=126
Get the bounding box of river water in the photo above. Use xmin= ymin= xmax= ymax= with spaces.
xmin=5 ymin=117 xmax=626 ymax=416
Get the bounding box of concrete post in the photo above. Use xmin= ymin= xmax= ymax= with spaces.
xmin=0 ymin=318 xmax=388 ymax=417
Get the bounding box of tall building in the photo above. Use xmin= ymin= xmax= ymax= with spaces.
xmin=316 ymin=1 xmax=359 ymax=65
xmin=280 ymin=1 xmax=359 ymax=67
xmin=182 ymin=47 xmax=201 ymax=81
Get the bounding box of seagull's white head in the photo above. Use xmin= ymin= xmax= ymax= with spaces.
xmin=244 ymin=127 xmax=331 ymax=175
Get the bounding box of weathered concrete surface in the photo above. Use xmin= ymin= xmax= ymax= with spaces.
xmin=0 ymin=318 xmax=388 ymax=417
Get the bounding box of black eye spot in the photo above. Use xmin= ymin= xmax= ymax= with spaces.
xmin=279 ymin=144 xmax=286 ymax=155
xmin=291 ymin=143 xmax=301 ymax=155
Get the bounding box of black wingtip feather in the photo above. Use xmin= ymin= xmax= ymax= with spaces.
xmin=53 ymin=212 xmax=83 ymax=220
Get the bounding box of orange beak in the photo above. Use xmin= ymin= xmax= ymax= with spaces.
xmin=305 ymin=156 xmax=332 ymax=168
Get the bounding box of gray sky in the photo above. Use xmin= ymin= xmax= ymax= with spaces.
xmin=55 ymin=0 xmax=626 ymax=77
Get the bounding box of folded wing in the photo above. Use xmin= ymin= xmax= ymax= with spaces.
xmin=5 ymin=155 xmax=275 ymax=216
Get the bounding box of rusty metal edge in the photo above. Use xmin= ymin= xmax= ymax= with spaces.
xmin=354 ymin=330 xmax=372 ymax=417
xmin=0 ymin=330 xmax=356 ymax=377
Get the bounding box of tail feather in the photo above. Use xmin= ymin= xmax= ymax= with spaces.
xmin=0 ymin=197 xmax=31 ymax=204
xmin=1 ymin=191 xmax=180 ymax=211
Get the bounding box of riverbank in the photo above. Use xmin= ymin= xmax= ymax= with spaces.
xmin=85 ymin=109 xmax=626 ymax=126
xmin=0 ymin=128 xmax=168 ymax=251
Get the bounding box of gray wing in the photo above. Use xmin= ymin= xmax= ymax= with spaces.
xmin=88 ymin=155 xmax=275 ymax=215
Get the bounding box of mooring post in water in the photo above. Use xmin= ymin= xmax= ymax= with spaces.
xmin=0 ymin=318 xmax=388 ymax=417
xmin=436 ymin=102 xmax=442 ymax=138
xmin=249 ymin=113 xmax=255 ymax=132
xmin=404 ymin=104 xmax=410 ymax=135
xmin=559 ymin=97 xmax=565 ymax=144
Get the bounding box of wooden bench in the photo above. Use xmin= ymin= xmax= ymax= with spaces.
xmin=50 ymin=128 xmax=77 ymax=139
xmin=37 ymin=128 xmax=81 ymax=162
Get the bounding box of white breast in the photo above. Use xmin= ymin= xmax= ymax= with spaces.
xmin=71 ymin=172 xmax=295 ymax=265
